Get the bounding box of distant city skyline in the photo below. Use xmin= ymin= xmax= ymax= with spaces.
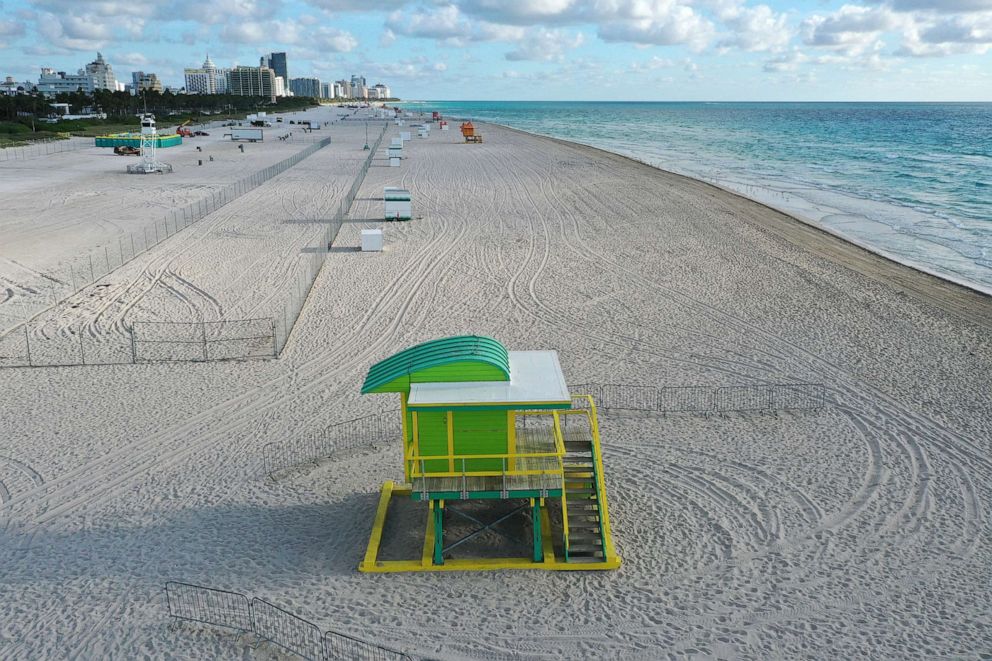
xmin=0 ymin=1 xmax=989 ymax=101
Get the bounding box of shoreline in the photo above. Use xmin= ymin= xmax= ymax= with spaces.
xmin=418 ymin=108 xmax=990 ymax=299
xmin=485 ymin=120 xmax=992 ymax=328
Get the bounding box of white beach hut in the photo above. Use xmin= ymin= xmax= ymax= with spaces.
xmin=384 ymin=187 xmax=412 ymax=221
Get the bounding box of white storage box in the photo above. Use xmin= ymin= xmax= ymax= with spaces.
xmin=361 ymin=229 xmax=383 ymax=252
xmin=391 ymin=137 xmax=402 ymax=147
xmin=388 ymin=145 xmax=402 ymax=159
xmin=390 ymin=157 xmax=400 ymax=167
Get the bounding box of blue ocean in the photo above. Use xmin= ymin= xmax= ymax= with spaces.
xmin=403 ymin=101 xmax=992 ymax=294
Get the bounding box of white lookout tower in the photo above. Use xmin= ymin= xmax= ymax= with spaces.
xmin=127 ymin=113 xmax=173 ymax=174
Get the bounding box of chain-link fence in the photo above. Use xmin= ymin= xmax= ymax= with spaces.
xmin=165 ymin=582 xmax=413 ymax=661
xmin=263 ymin=409 xmax=401 ymax=479
xmin=0 ymin=136 xmax=95 ymax=162
xmin=261 ymin=381 xmax=827 ymax=479
xmin=0 ymin=318 xmax=277 ymax=368
xmin=569 ymin=382 xmax=827 ymax=413
xmin=133 ymin=319 xmax=276 ymax=362
xmin=1 ymin=137 xmax=332 ymax=336
xmin=272 ymin=123 xmax=388 ymax=354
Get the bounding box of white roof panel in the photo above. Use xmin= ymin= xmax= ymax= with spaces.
xmin=408 ymin=351 xmax=570 ymax=407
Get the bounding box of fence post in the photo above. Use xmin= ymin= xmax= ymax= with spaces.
xmin=89 ymin=253 xmax=95 ymax=281
xmin=201 ymin=321 xmax=208 ymax=361
xmin=130 ymin=325 xmax=137 ymax=363
xmin=78 ymin=331 xmax=85 ymax=365
xmin=24 ymin=327 xmax=32 ymax=367
xmin=271 ymin=319 xmax=277 ymax=357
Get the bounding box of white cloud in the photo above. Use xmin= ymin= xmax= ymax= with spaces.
xmin=363 ymin=55 xmax=451 ymax=79
xmin=629 ymin=55 xmax=676 ymax=72
xmin=0 ymin=18 xmax=25 ymax=38
xmin=899 ymin=11 xmax=992 ymax=55
xmin=505 ymin=28 xmax=583 ymax=61
xmin=34 ymin=10 xmax=143 ymax=51
xmin=886 ymin=0 xmax=992 ymax=13
xmin=114 ymin=51 xmax=150 ymax=67
xmin=714 ymin=2 xmax=791 ymax=52
xmin=801 ymin=5 xmax=899 ymax=56
xmin=763 ymin=48 xmax=808 ymax=72
xmin=386 ymin=4 xmax=524 ymax=46
xmin=220 ymin=19 xmax=357 ymax=52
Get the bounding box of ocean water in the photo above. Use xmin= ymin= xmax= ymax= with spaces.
xmin=404 ymin=101 xmax=992 ymax=294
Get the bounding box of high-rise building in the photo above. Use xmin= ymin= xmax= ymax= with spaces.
xmin=289 ymin=77 xmax=320 ymax=98
xmin=36 ymin=67 xmax=94 ymax=95
xmin=274 ymin=76 xmax=286 ymax=97
xmin=184 ymin=55 xmax=229 ymax=95
xmin=374 ymin=83 xmax=391 ymax=99
xmin=137 ymin=73 xmax=163 ymax=93
xmin=84 ymin=52 xmax=117 ymax=91
xmin=320 ymin=82 xmax=331 ymax=99
xmin=261 ymin=52 xmax=288 ymax=85
xmin=336 ymin=80 xmax=351 ymax=98
xmin=350 ymin=74 xmax=365 ymax=90
xmin=228 ymin=65 xmax=276 ymax=101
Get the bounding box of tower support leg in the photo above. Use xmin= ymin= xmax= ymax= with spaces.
xmin=532 ymin=498 xmax=543 ymax=563
xmin=433 ymin=499 xmax=444 ymax=566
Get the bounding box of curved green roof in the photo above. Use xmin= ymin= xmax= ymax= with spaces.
xmin=361 ymin=336 xmax=510 ymax=394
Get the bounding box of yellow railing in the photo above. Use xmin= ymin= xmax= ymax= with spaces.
xmin=405 ymin=411 xmax=566 ymax=486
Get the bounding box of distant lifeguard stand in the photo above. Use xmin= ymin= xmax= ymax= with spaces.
xmin=460 ymin=121 xmax=483 ymax=143
xmin=359 ymin=336 xmax=620 ymax=572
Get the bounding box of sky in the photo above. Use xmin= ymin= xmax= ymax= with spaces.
xmin=0 ymin=0 xmax=990 ymax=101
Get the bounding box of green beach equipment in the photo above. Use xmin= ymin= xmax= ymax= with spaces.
xmin=358 ymin=335 xmax=621 ymax=573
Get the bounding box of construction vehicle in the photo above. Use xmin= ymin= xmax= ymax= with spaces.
xmin=460 ymin=121 xmax=483 ymax=143
xmin=113 ymin=145 xmax=140 ymax=156
xmin=176 ymin=119 xmax=192 ymax=137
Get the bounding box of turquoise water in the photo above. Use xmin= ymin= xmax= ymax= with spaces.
xmin=404 ymin=101 xmax=992 ymax=293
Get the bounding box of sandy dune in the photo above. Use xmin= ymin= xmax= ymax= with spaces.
xmin=0 ymin=107 xmax=990 ymax=659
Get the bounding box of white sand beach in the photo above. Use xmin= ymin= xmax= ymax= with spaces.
xmin=1 ymin=106 xmax=990 ymax=659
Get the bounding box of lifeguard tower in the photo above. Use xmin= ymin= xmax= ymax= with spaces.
xmin=358 ymin=336 xmax=620 ymax=572
xmin=460 ymin=121 xmax=483 ymax=143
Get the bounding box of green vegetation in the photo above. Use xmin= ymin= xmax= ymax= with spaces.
xmin=0 ymin=90 xmax=319 ymax=144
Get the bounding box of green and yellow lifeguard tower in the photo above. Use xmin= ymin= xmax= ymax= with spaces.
xmin=358 ymin=335 xmax=620 ymax=572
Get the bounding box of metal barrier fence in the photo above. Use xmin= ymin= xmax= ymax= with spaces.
xmin=263 ymin=409 xmax=401 ymax=479
xmin=0 ymin=126 xmax=394 ymax=369
xmin=1 ymin=137 xmax=333 ymax=339
xmin=164 ymin=582 xmax=412 ymax=661
xmin=165 ymin=581 xmax=253 ymax=633
xmin=252 ymin=597 xmax=325 ymax=661
xmin=0 ymin=136 xmax=95 ymax=162
xmin=569 ymin=382 xmax=827 ymax=413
